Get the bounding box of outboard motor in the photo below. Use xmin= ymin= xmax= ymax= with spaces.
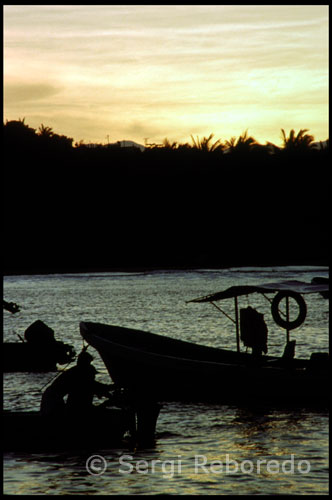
xmin=24 ymin=320 xmax=76 ymax=365
xmin=24 ymin=320 xmax=55 ymax=344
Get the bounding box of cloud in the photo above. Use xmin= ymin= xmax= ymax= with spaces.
xmin=4 ymin=82 xmax=62 ymax=103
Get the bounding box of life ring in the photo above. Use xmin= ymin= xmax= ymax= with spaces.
xmin=271 ymin=291 xmax=307 ymax=330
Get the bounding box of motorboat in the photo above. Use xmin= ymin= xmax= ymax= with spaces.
xmin=3 ymin=320 xmax=76 ymax=372
xmin=80 ymin=279 xmax=329 ymax=407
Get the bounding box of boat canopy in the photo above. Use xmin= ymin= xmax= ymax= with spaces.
xmin=188 ymin=279 xmax=329 ymax=303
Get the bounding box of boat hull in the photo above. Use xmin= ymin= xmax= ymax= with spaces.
xmin=3 ymin=408 xmax=131 ymax=452
xmin=3 ymin=342 xmax=74 ymax=372
xmin=80 ymin=322 xmax=329 ymax=407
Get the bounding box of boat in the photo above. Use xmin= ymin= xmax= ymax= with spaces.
xmin=3 ymin=320 xmax=76 ymax=372
xmin=79 ymin=279 xmax=329 ymax=407
xmin=3 ymin=408 xmax=129 ymax=452
xmin=3 ymin=399 xmax=161 ymax=452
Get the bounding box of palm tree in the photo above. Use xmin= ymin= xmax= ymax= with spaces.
xmin=224 ymin=130 xmax=258 ymax=154
xmin=38 ymin=124 xmax=54 ymax=138
xmin=280 ymin=128 xmax=315 ymax=152
xmin=190 ymin=133 xmax=223 ymax=152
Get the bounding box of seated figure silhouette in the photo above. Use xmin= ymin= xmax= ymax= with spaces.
xmin=240 ymin=306 xmax=268 ymax=357
xmin=40 ymin=350 xmax=111 ymax=416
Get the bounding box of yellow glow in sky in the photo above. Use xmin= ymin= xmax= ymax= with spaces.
xmin=3 ymin=5 xmax=329 ymax=146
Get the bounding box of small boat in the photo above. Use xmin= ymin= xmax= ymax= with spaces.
xmin=3 ymin=320 xmax=76 ymax=372
xmin=80 ymin=280 xmax=329 ymax=407
xmin=3 ymin=408 xmax=130 ymax=452
xmin=4 ymin=400 xmax=161 ymax=452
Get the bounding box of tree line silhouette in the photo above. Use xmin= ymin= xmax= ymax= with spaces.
xmin=3 ymin=117 xmax=328 ymax=158
xmin=3 ymin=118 xmax=329 ymax=272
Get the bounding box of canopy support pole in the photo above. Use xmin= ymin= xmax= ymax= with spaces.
xmin=234 ymin=296 xmax=240 ymax=353
xmin=210 ymin=301 xmax=240 ymax=352
xmin=210 ymin=302 xmax=236 ymax=324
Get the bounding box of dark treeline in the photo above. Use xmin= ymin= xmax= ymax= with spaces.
xmin=3 ymin=119 xmax=329 ymax=273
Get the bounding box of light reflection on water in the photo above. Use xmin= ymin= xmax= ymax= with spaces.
xmin=3 ymin=267 xmax=329 ymax=494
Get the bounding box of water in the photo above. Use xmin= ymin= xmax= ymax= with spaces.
xmin=3 ymin=267 xmax=329 ymax=495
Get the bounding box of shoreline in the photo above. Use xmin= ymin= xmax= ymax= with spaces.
xmin=3 ymin=261 xmax=328 ymax=276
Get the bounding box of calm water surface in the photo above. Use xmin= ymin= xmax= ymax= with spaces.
xmin=3 ymin=267 xmax=329 ymax=495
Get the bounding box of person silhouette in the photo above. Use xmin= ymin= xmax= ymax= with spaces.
xmin=40 ymin=350 xmax=112 ymax=416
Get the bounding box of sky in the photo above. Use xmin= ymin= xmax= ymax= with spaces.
xmin=3 ymin=5 xmax=329 ymax=146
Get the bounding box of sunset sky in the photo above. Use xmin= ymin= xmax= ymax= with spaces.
xmin=4 ymin=5 xmax=329 ymax=146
